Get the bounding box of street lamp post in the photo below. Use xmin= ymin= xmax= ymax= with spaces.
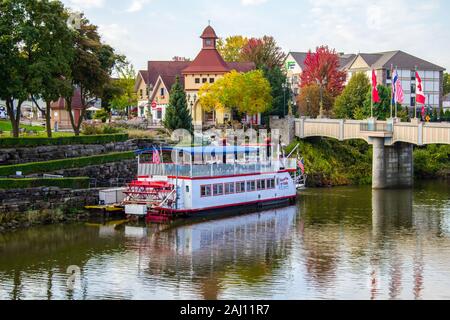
xmin=282 ymin=82 xmax=287 ymax=118
xmin=316 ymin=79 xmax=325 ymax=118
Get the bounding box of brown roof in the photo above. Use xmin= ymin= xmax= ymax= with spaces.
xmin=227 ymin=62 xmax=256 ymax=73
xmin=51 ymin=88 xmax=83 ymax=110
xmin=200 ymin=25 xmax=218 ymax=39
xmin=147 ymin=61 xmax=190 ymax=88
xmin=182 ymin=49 xmax=230 ymax=74
xmin=352 ymin=51 xmax=445 ymax=71
xmin=289 ymin=51 xmax=356 ymax=71
xmin=138 ymin=70 xmax=149 ymax=85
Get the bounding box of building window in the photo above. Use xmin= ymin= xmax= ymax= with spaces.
xmin=186 ymin=186 xmax=190 ymax=193
xmin=140 ymin=89 xmax=143 ymax=99
xmin=213 ymin=183 xmax=224 ymax=196
xmin=157 ymin=109 xmax=162 ymax=119
xmin=195 ymin=78 xmax=200 ymax=84
xmin=209 ymin=78 xmax=215 ymax=83
xmin=257 ymin=179 xmax=266 ymax=190
xmin=247 ymin=180 xmax=256 ymax=192
xmin=202 ymin=78 xmax=208 ymax=83
xmin=205 ymin=39 xmax=212 ymax=46
xmin=411 ymin=96 xmax=416 ymax=107
xmin=411 ymin=83 xmax=416 ymax=94
xmin=236 ymin=181 xmax=245 ymax=193
xmin=201 ymin=185 xmax=212 ymax=197
xmin=387 ymin=70 xmax=392 ymax=80
xmin=225 ymin=182 xmax=235 ymax=194
xmin=160 ymin=88 xmax=165 ymax=96
xmin=411 ymin=70 xmax=416 ymax=81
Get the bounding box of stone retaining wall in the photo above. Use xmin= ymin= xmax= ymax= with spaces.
xmin=0 ymin=140 xmax=137 ymax=165
xmin=0 ymin=187 xmax=99 ymax=214
xmin=48 ymin=159 xmax=138 ymax=187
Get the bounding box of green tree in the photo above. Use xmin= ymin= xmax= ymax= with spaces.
xmin=217 ymin=36 xmax=248 ymax=62
xmin=66 ymin=15 xmax=123 ymax=135
xmin=333 ymin=73 xmax=371 ymax=119
xmin=107 ymin=61 xmax=137 ymax=117
xmin=163 ymin=77 xmax=192 ymax=132
xmin=261 ymin=66 xmax=290 ymax=121
xmin=444 ymin=72 xmax=450 ymax=96
xmin=361 ymin=85 xmax=392 ymax=120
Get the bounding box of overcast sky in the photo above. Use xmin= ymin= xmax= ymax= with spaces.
xmin=61 ymin=0 xmax=450 ymax=72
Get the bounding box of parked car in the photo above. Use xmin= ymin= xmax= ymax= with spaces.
xmin=0 ymin=105 xmax=7 ymax=119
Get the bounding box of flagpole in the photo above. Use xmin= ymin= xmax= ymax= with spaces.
xmin=395 ymin=65 xmax=398 ymax=118
xmin=390 ymin=64 xmax=394 ymax=119
xmin=414 ymin=66 xmax=418 ymax=119
xmin=371 ymin=70 xmax=374 ymax=119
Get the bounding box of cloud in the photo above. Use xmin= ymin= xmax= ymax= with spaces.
xmin=67 ymin=0 xmax=105 ymax=9
xmin=127 ymin=0 xmax=152 ymax=13
xmin=241 ymin=0 xmax=268 ymax=6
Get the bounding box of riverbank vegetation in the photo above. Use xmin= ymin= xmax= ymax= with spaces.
xmin=0 ymin=151 xmax=134 ymax=176
xmin=288 ymin=138 xmax=450 ymax=187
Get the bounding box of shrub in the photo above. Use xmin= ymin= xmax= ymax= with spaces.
xmin=0 ymin=151 xmax=135 ymax=176
xmin=0 ymin=133 xmax=129 ymax=147
xmin=0 ymin=177 xmax=90 ymax=190
xmin=81 ymin=122 xmax=104 ymax=135
xmin=102 ymin=125 xmax=123 ymax=134
xmin=93 ymin=109 xmax=109 ymax=123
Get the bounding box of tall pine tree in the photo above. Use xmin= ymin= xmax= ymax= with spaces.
xmin=163 ymin=77 xmax=193 ymax=132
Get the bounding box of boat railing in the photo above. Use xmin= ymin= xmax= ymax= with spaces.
xmin=138 ymin=159 xmax=297 ymax=178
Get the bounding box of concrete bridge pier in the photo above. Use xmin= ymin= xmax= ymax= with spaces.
xmin=372 ymin=137 xmax=413 ymax=189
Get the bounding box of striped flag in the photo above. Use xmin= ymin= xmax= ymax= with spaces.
xmin=152 ymin=148 xmax=161 ymax=164
xmin=392 ymin=70 xmax=399 ymax=105
xmin=298 ymin=158 xmax=305 ymax=175
xmin=416 ymin=72 xmax=426 ymax=104
xmin=394 ymin=71 xmax=404 ymax=104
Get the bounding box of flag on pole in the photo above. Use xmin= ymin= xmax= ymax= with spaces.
xmin=391 ymin=67 xmax=397 ymax=106
xmin=394 ymin=71 xmax=404 ymax=104
xmin=416 ymin=71 xmax=426 ymax=104
xmin=152 ymin=148 xmax=161 ymax=164
xmin=372 ymin=70 xmax=380 ymax=103
xmin=298 ymin=158 xmax=305 ymax=175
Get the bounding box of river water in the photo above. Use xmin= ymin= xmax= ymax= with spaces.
xmin=1 ymin=181 xmax=450 ymax=300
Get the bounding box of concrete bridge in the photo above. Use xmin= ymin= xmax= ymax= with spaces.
xmin=292 ymin=118 xmax=450 ymax=189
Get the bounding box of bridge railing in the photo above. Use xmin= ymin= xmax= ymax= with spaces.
xmin=360 ymin=122 xmax=393 ymax=132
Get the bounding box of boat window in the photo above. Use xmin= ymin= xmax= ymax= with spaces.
xmin=201 ymin=185 xmax=212 ymax=197
xmin=257 ymin=179 xmax=266 ymax=190
xmin=225 ymin=182 xmax=235 ymax=194
xmin=236 ymin=181 xmax=245 ymax=193
xmin=267 ymin=179 xmax=275 ymax=189
xmin=186 ymin=186 xmax=190 ymax=193
xmin=213 ymin=183 xmax=224 ymax=196
xmin=247 ymin=180 xmax=256 ymax=192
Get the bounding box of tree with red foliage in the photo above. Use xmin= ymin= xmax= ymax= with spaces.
xmin=300 ymin=46 xmax=347 ymax=97
xmin=241 ymin=36 xmax=286 ymax=70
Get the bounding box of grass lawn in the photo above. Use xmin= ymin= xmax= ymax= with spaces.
xmin=0 ymin=119 xmax=46 ymax=133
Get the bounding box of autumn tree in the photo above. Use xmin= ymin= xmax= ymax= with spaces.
xmin=333 ymin=73 xmax=371 ymax=119
xmin=241 ymin=36 xmax=286 ymax=70
xmin=297 ymin=84 xmax=333 ymax=118
xmin=199 ymin=70 xmax=272 ymax=117
xmin=300 ymin=46 xmax=347 ymax=98
xmin=217 ymin=36 xmax=248 ymax=62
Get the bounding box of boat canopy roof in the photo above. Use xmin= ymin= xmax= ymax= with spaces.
xmin=136 ymin=145 xmax=259 ymax=155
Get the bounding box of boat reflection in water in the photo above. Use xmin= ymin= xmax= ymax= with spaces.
xmin=129 ymin=206 xmax=297 ymax=300
xmin=1 ymin=182 xmax=450 ymax=300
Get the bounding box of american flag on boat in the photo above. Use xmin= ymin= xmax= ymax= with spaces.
xmin=298 ymin=158 xmax=305 ymax=175
xmin=152 ymin=148 xmax=161 ymax=164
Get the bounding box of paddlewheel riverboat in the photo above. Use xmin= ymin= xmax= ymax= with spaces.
xmin=122 ymin=145 xmax=305 ymax=221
